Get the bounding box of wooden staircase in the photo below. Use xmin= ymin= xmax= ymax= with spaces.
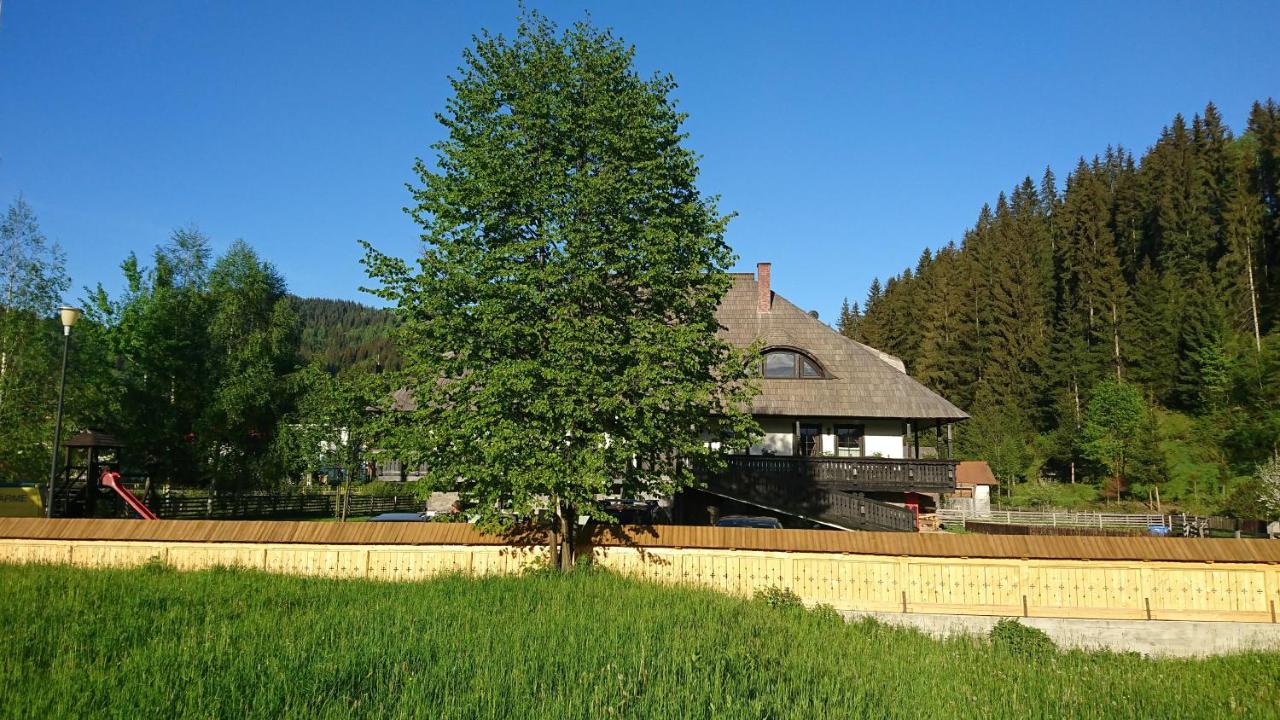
xmin=47 ymin=478 xmax=88 ymax=518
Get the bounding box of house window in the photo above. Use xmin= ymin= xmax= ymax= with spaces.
xmin=835 ymin=424 xmax=864 ymax=458
xmin=761 ymin=349 xmax=826 ymax=379
xmin=763 ymin=351 xmax=797 ymax=378
xmin=797 ymin=423 xmax=823 ymax=456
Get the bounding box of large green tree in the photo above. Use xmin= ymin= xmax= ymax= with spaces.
xmin=87 ymin=228 xmax=213 ymax=489
xmin=202 ymin=241 xmax=301 ymax=493
xmin=90 ymin=234 xmax=299 ymax=493
xmin=276 ymin=364 xmax=382 ymax=517
xmin=1080 ymin=379 xmax=1148 ymax=500
xmin=362 ymin=12 xmax=757 ymax=568
xmin=0 ymin=198 xmax=68 ymax=481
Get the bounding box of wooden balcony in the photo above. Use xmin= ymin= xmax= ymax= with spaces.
xmin=721 ymin=454 xmax=957 ymax=494
xmin=701 ymin=469 xmax=918 ymax=531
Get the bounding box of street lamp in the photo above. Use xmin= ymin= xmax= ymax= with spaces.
xmin=46 ymin=306 xmax=81 ymax=519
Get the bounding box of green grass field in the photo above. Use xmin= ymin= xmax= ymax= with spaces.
xmin=1 ymin=563 xmax=1277 ymax=719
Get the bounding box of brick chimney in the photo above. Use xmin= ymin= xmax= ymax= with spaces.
xmin=756 ymin=262 xmax=772 ymax=312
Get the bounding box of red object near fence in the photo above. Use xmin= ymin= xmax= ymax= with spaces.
xmin=99 ymin=471 xmax=157 ymax=520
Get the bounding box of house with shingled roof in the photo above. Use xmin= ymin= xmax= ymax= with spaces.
xmin=686 ymin=263 xmax=969 ymax=532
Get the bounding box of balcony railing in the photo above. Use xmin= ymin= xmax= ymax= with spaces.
xmin=703 ymin=469 xmax=918 ymax=531
xmin=722 ymin=454 xmax=957 ymax=494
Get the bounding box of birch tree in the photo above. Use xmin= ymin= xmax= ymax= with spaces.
xmin=0 ymin=198 xmax=68 ymax=481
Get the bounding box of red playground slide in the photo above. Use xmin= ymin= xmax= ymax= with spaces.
xmin=99 ymin=470 xmax=158 ymax=520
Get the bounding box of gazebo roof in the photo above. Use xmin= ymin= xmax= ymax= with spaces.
xmin=64 ymin=430 xmax=124 ymax=448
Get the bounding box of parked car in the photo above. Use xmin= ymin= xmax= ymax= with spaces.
xmin=714 ymin=515 xmax=782 ymax=529
xmin=597 ymin=498 xmax=660 ymax=525
xmin=368 ymin=511 xmax=437 ymax=522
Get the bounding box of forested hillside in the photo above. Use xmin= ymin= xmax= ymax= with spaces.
xmin=839 ymin=100 xmax=1280 ymax=515
xmin=294 ymin=297 xmax=400 ymax=373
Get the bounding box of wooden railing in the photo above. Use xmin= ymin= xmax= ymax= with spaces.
xmin=938 ymin=508 xmax=1271 ymax=537
xmin=103 ymin=491 xmax=423 ymax=520
xmin=704 ymin=469 xmax=917 ymax=532
xmin=724 ymin=454 xmax=957 ymax=493
xmin=938 ymin=508 xmax=1167 ymax=529
xmin=153 ymin=493 xmax=422 ymax=520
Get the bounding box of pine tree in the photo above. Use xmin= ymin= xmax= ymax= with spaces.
xmin=1108 ymin=148 xmax=1145 ymax=279
xmin=836 ymin=297 xmax=862 ymax=340
xmin=1219 ymin=151 xmax=1266 ymax=351
xmin=1125 ymin=260 xmax=1178 ymax=401
xmin=1074 ymin=160 xmax=1131 ymax=379
xmin=1147 ymin=114 xmax=1213 ymax=281
xmin=1173 ymin=264 xmax=1228 ymax=410
xmin=916 ymin=243 xmax=970 ymax=401
xmin=975 ymin=186 xmax=1053 ymax=426
xmin=858 ymin=277 xmax=887 ymax=349
xmin=1247 ymin=100 xmax=1280 ymax=318
xmin=1195 ymin=103 xmax=1234 ymax=263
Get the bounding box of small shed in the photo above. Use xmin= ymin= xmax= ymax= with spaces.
xmin=954 ymin=461 xmax=998 ymax=513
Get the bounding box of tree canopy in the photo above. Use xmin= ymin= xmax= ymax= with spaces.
xmin=362 ymin=11 xmax=758 ymax=565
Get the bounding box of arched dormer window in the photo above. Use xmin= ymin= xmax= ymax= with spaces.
xmin=761 ymin=348 xmax=827 ymax=379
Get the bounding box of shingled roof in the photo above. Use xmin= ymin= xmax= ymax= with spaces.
xmin=717 ymin=267 xmax=968 ymax=421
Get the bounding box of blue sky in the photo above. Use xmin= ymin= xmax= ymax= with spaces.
xmin=2 ymin=1 xmax=1278 ymax=323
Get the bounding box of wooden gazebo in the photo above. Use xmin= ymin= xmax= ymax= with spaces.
xmin=58 ymin=430 xmax=124 ymax=517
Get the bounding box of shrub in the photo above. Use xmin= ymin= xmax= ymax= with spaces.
xmin=810 ymin=602 xmax=843 ymax=625
xmin=754 ymin=585 xmax=803 ymax=610
xmin=990 ymin=618 xmax=1056 ymax=657
xmin=140 ymin=556 xmax=173 ymax=574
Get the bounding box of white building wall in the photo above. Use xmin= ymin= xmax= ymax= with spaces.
xmin=747 ymin=417 xmax=906 ymax=458
xmin=862 ymin=419 xmax=906 ymax=459
xmin=974 ymin=485 xmax=991 ymax=514
xmin=750 ymin=417 xmax=795 ymax=456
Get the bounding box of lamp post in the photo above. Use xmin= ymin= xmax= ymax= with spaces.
xmin=46 ymin=306 xmax=82 ymax=519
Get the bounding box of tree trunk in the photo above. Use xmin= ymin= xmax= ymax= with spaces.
xmin=1111 ymin=302 xmax=1122 ymax=380
xmin=1070 ymin=379 xmax=1081 ymax=484
xmin=1247 ymin=246 xmax=1262 ymax=353
xmin=340 ymin=464 xmax=354 ymax=521
xmin=559 ymin=503 xmax=576 ymax=572
xmin=549 ymin=497 xmax=564 ymax=571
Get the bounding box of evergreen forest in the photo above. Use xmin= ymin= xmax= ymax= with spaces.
xmin=839 ymin=99 xmax=1280 ymax=515
xmin=295 ymin=297 xmax=400 ymax=374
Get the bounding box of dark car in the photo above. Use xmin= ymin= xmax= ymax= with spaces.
xmin=368 ymin=512 xmax=434 ymax=522
xmin=598 ymin=498 xmax=660 ymax=525
xmin=714 ymin=515 xmax=783 ymax=529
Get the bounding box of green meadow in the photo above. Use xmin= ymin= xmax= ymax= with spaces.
xmin=1 ymin=563 xmax=1276 ymax=719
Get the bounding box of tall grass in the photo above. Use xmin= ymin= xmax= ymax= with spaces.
xmin=1 ymin=563 xmax=1276 ymax=719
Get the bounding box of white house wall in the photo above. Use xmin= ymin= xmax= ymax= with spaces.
xmin=748 ymin=417 xmax=905 ymax=459
xmin=751 ymin=417 xmax=795 ymax=456
xmin=862 ymin=419 xmax=906 ymax=459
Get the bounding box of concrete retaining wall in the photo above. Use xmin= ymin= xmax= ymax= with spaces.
xmin=839 ymin=610 xmax=1280 ymax=657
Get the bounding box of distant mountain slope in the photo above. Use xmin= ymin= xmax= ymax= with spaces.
xmin=293 ymin=297 xmax=401 ymax=373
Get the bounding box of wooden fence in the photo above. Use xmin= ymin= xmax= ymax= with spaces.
xmin=939 ymin=508 xmax=1271 ymax=537
xmin=2 ymin=520 xmax=1278 ymax=624
xmin=963 ymin=521 xmax=1146 ymax=537
xmin=142 ymin=492 xmax=422 ymax=520
xmin=941 ymin=508 xmax=1176 ymax=530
